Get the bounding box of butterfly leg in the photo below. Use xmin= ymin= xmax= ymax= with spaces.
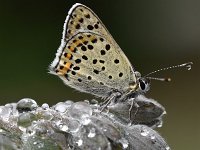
xmin=128 ymin=98 xmax=139 ymax=125
xmin=100 ymin=92 xmax=121 ymax=112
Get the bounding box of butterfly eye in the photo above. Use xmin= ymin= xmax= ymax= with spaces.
xmin=139 ymin=79 xmax=146 ymax=91
xmin=138 ymin=78 xmax=150 ymax=92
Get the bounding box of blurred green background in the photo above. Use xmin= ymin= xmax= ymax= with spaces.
xmin=0 ymin=0 xmax=199 ymax=149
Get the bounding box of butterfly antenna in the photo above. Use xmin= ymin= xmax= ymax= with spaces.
xmin=146 ymin=77 xmax=171 ymax=82
xmin=144 ymin=62 xmax=193 ymax=81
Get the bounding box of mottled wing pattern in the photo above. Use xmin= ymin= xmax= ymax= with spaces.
xmin=49 ymin=3 xmax=136 ymax=98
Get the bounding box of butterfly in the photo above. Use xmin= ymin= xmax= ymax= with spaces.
xmin=49 ymin=3 xmax=192 ymax=114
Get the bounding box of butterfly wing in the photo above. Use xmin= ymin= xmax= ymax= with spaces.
xmin=49 ymin=3 xmax=137 ymax=98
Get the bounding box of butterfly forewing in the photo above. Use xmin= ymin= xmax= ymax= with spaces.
xmin=49 ymin=3 xmax=137 ymax=98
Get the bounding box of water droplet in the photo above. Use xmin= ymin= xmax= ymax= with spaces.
xmin=90 ymin=99 xmax=99 ymax=105
xmin=68 ymin=102 xmax=92 ymax=120
xmin=83 ymin=100 xmax=90 ymax=104
xmin=0 ymin=106 xmax=11 ymax=121
xmin=39 ymin=111 xmax=53 ymax=120
xmin=60 ymin=124 xmax=69 ymax=132
xmin=76 ymin=139 xmax=83 ymax=146
xmin=54 ymin=102 xmax=69 ymax=113
xmin=64 ymin=100 xmax=73 ymax=107
xmin=141 ymin=128 xmax=150 ymax=137
xmin=127 ymin=122 xmax=132 ymax=127
xmin=118 ymin=138 xmax=129 ymax=149
xmin=82 ymin=117 xmax=91 ymax=125
xmin=56 ymin=121 xmax=69 ymax=132
xmin=103 ymin=128 xmax=107 ymax=132
xmin=150 ymin=135 xmax=155 ymax=140
xmin=17 ymin=98 xmax=38 ymax=112
xmin=88 ymin=128 xmax=96 ymax=138
xmin=67 ymin=119 xmax=81 ymax=133
xmin=17 ymin=112 xmax=36 ymax=127
xmin=41 ymin=103 xmax=49 ymax=109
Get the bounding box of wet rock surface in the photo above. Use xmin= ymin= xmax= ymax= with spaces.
xmin=0 ymin=96 xmax=170 ymax=150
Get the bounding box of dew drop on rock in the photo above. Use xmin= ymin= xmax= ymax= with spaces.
xmin=68 ymin=102 xmax=92 ymax=120
xmin=150 ymin=135 xmax=155 ymax=140
xmin=17 ymin=112 xmax=36 ymax=127
xmin=0 ymin=106 xmax=11 ymax=121
xmin=118 ymin=138 xmax=129 ymax=149
xmin=41 ymin=103 xmax=49 ymax=109
xmin=76 ymin=139 xmax=83 ymax=146
xmin=17 ymin=98 xmax=38 ymax=112
xmin=68 ymin=119 xmax=81 ymax=133
xmin=88 ymin=128 xmax=96 ymax=138
xmin=141 ymin=128 xmax=150 ymax=137
xmin=54 ymin=102 xmax=69 ymax=113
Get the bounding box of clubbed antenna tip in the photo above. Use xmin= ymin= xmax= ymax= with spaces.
xmin=180 ymin=62 xmax=193 ymax=70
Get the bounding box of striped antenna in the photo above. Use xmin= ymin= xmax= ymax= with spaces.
xmin=144 ymin=62 xmax=193 ymax=81
xmin=146 ymin=77 xmax=171 ymax=82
